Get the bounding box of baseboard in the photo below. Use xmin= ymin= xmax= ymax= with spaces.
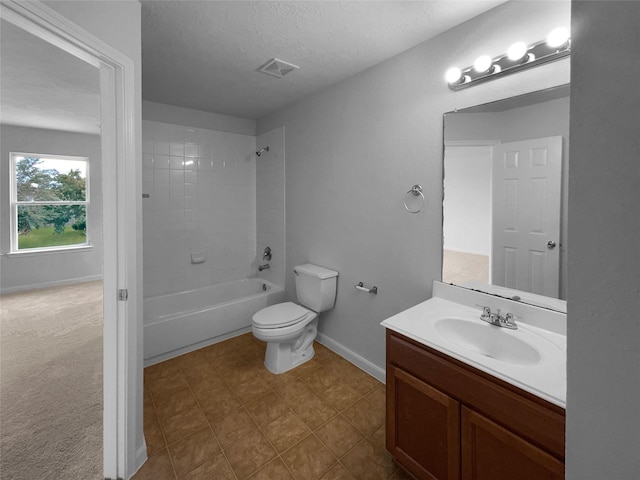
xmin=0 ymin=274 xmax=103 ymax=295
xmin=130 ymin=440 xmax=148 ymax=480
xmin=316 ymin=332 xmax=386 ymax=384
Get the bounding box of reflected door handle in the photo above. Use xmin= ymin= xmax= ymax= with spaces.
xmin=547 ymin=241 xmax=557 ymax=249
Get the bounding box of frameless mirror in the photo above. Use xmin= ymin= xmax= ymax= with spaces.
xmin=442 ymin=85 xmax=569 ymax=312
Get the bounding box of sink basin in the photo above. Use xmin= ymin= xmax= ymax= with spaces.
xmin=434 ymin=318 xmax=541 ymax=365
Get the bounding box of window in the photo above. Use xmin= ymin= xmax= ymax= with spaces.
xmin=10 ymin=153 xmax=90 ymax=252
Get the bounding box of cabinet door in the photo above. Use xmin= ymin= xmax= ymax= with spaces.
xmin=387 ymin=365 xmax=461 ymax=480
xmin=461 ymin=407 xmax=564 ymax=480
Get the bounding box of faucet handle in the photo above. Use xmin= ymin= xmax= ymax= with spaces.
xmin=501 ymin=312 xmax=518 ymax=330
xmin=476 ymin=305 xmax=492 ymax=320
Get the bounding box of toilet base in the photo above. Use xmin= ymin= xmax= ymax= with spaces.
xmin=262 ymin=318 xmax=318 ymax=374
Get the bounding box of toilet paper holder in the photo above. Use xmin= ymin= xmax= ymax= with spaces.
xmin=355 ymin=282 xmax=378 ymax=294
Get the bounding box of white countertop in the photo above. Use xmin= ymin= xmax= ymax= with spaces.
xmin=381 ymin=282 xmax=566 ymax=408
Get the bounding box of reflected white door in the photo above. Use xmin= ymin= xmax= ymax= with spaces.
xmin=492 ymin=136 xmax=562 ymax=297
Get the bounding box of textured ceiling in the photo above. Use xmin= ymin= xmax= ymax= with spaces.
xmin=142 ymin=0 xmax=507 ymax=120
xmin=0 ymin=19 xmax=101 ymax=135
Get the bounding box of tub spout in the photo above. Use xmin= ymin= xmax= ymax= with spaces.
xmin=258 ymin=263 xmax=270 ymax=272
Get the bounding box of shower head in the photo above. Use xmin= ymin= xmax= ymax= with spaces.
xmin=256 ymin=146 xmax=269 ymax=156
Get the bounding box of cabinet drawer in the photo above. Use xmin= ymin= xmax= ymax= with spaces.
xmin=387 ymin=330 xmax=565 ymax=459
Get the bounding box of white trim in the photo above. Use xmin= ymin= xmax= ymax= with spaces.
xmin=4 ymin=245 xmax=93 ymax=257
xmin=316 ymin=332 xmax=386 ymax=384
xmin=0 ymin=274 xmax=103 ymax=295
xmin=0 ymin=2 xmax=141 ymax=479
xmin=444 ymin=139 xmax=500 ymax=147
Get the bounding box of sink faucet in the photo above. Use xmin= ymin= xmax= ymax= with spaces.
xmin=480 ymin=306 xmax=518 ymax=330
xmin=258 ymin=263 xmax=270 ymax=272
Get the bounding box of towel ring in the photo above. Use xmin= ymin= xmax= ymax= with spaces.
xmin=403 ymin=184 xmax=424 ymax=213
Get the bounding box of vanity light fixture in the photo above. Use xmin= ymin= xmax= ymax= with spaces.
xmin=446 ymin=27 xmax=570 ymax=91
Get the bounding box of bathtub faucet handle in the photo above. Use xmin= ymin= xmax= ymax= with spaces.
xmin=263 ymin=246 xmax=272 ymax=261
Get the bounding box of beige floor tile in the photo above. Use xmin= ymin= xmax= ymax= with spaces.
xmin=366 ymin=384 xmax=386 ymax=413
xmin=339 ymin=366 xmax=381 ymax=396
xmin=281 ymin=434 xmax=337 ymax=480
xmin=292 ymin=357 xmax=323 ymax=377
xmin=263 ymin=410 xmax=312 ymax=453
xmin=181 ymin=452 xmax=235 ymax=480
xmin=291 ymin=391 xmax=337 ymax=430
xmin=303 ymin=367 xmax=343 ymax=393
xmin=231 ymin=376 xmax=273 ymax=405
xmin=247 ymin=457 xmax=295 ymax=480
xmin=342 ymin=439 xmax=396 ymax=480
xmin=342 ymin=398 xmax=385 ymax=436
xmin=167 ymin=426 xmax=221 ymax=477
xmin=275 ymin=378 xmax=315 ymax=404
xmin=223 ymin=363 xmax=264 ymax=388
xmin=154 ymin=388 xmax=199 ymax=423
xmin=260 ymin=368 xmax=298 ymax=389
xmin=199 ymin=386 xmax=242 ymax=423
xmin=211 ymin=408 xmax=258 ymax=449
xmin=148 ymin=368 xmax=190 ymax=400
xmin=315 ymin=415 xmax=365 ymax=458
xmin=161 ymin=404 xmax=209 ymax=445
xmin=320 ymin=463 xmax=358 ymax=480
xmin=369 ymin=424 xmax=386 ymax=451
xmin=225 ymin=430 xmax=277 ymax=479
xmin=245 ymin=391 xmax=291 ymax=427
xmin=319 ymin=382 xmax=363 ymax=412
xmin=188 ymin=372 xmax=228 ymax=400
xmin=142 ymin=335 xmax=393 ymax=480
xmin=131 ymin=448 xmax=175 ymax=480
xmin=143 ymin=408 xmax=167 ymax=455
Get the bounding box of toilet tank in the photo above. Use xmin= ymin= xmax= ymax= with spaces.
xmin=293 ymin=263 xmax=338 ymax=313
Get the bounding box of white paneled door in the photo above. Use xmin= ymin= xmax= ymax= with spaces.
xmin=491 ymin=136 xmax=562 ymax=297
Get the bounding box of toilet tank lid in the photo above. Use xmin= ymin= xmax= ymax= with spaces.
xmin=294 ymin=263 xmax=338 ymax=279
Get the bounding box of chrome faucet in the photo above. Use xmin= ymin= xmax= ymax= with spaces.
xmin=263 ymin=246 xmax=272 ymax=261
xmin=480 ymin=306 xmax=518 ymax=330
xmin=258 ymin=263 xmax=270 ymax=272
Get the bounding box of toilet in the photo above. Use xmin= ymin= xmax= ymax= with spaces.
xmin=252 ymin=263 xmax=338 ymax=374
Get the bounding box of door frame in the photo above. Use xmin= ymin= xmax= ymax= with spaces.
xmin=0 ymin=1 xmax=142 ymax=478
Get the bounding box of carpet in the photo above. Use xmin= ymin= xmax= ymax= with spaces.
xmin=0 ymin=281 xmax=103 ymax=480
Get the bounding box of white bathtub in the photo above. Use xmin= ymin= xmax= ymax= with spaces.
xmin=144 ymin=278 xmax=285 ymax=365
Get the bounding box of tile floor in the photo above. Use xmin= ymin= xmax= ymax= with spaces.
xmin=134 ymin=333 xmax=412 ymax=480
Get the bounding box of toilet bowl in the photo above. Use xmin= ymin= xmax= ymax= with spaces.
xmin=252 ymin=264 xmax=338 ymax=374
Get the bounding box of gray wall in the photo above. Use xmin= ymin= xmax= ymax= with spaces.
xmin=567 ymin=1 xmax=640 ymax=478
xmin=0 ymin=125 xmax=103 ymax=292
xmin=257 ymin=1 xmax=570 ymax=370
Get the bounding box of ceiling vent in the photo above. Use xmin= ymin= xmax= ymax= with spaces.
xmin=257 ymin=58 xmax=299 ymax=78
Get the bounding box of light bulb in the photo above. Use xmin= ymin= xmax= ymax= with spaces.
xmin=473 ymin=55 xmax=493 ymax=73
xmin=507 ymin=42 xmax=528 ymax=61
xmin=445 ymin=67 xmax=462 ymax=84
xmin=547 ymin=27 xmax=570 ymax=48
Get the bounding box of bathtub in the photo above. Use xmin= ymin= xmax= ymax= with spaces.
xmin=144 ymin=278 xmax=285 ymax=365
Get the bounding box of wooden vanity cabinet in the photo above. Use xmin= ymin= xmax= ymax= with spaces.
xmin=386 ymin=330 xmax=565 ymax=480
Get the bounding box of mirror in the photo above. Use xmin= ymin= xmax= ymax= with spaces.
xmin=443 ymin=85 xmax=569 ymax=312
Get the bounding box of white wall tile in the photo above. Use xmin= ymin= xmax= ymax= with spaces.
xmin=143 ymin=120 xmax=257 ymax=297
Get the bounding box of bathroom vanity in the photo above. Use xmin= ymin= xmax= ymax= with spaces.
xmin=382 ymin=282 xmax=566 ymax=480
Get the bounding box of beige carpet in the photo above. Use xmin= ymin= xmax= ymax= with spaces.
xmin=0 ymin=281 xmax=103 ymax=480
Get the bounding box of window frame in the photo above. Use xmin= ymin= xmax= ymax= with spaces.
xmin=10 ymin=152 xmax=91 ymax=254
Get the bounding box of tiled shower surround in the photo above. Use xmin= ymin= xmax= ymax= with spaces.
xmin=143 ymin=121 xmax=258 ymax=297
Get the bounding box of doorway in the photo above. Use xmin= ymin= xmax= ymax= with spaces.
xmin=0 ymin=2 xmax=141 ymax=478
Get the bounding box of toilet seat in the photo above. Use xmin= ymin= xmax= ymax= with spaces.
xmin=252 ymin=302 xmax=315 ymax=329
